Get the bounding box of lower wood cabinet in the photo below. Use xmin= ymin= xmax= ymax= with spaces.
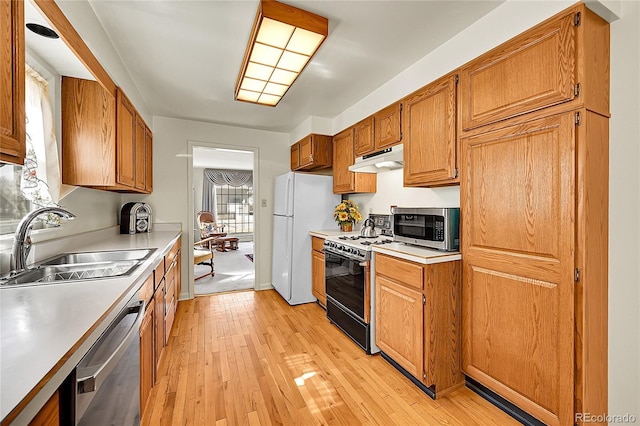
xmin=28 ymin=390 xmax=59 ymax=426
xmin=153 ymin=279 xmax=165 ymax=374
xmin=311 ymin=236 xmax=326 ymax=307
xmin=139 ymin=299 xmax=154 ymax=414
xmin=375 ymin=253 xmax=462 ymax=397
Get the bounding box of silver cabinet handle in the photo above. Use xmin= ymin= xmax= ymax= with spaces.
xmin=76 ymin=300 xmax=144 ymax=394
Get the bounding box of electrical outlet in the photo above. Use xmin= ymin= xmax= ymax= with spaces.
xmin=261 ymin=199 xmax=267 ymax=207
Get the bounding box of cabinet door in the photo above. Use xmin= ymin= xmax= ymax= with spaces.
xmin=139 ymin=305 xmax=154 ymax=415
xmin=403 ymin=73 xmax=457 ymax=187
xmin=175 ymin=250 xmax=181 ymax=305
xmin=61 ymin=77 xmax=117 ymax=186
xmin=311 ymin=249 xmax=326 ymax=307
xmin=135 ymin=115 xmax=146 ymax=190
xmin=144 ymin=126 xmax=153 ymax=193
xmin=153 ymin=281 xmax=165 ymax=377
xmin=298 ymin=135 xmax=313 ymax=168
xmin=461 ymin=112 xmax=575 ymax=426
xmin=375 ymin=275 xmax=423 ymax=379
xmin=0 ymin=0 xmax=25 ymax=165
xmin=353 ymin=117 xmax=374 ymax=157
xmin=28 ymin=390 xmax=59 ymax=426
xmin=290 ymin=143 xmax=300 ymax=170
xmin=332 ymin=129 xmax=355 ymax=193
xmin=460 ymin=11 xmax=575 ymax=131
xmin=374 ymin=102 xmax=401 ymax=150
xmin=332 ymin=129 xmax=376 ymax=194
xmin=116 ymin=90 xmax=136 ymax=187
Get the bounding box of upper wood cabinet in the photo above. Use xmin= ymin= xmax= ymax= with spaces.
xmin=373 ymin=102 xmax=402 ymax=150
xmin=144 ymin=125 xmax=153 ymax=193
xmin=353 ymin=103 xmax=402 ymax=158
xmin=403 ymin=73 xmax=458 ymax=187
xmin=290 ymin=143 xmax=300 ymax=170
xmin=290 ymin=134 xmax=332 ymax=171
xmin=0 ymin=0 xmax=26 ymax=165
xmin=332 ymin=128 xmax=376 ymax=194
xmin=353 ymin=116 xmax=374 ymax=157
xmin=460 ymin=8 xmax=581 ymax=131
xmin=62 ymin=78 xmax=152 ymax=193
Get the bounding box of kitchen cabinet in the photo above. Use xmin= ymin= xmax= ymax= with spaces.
xmin=332 ymin=128 xmax=376 ymax=194
xmin=311 ymin=236 xmax=326 ymax=307
xmin=0 ymin=0 xmax=25 ymax=165
xmin=460 ymin=5 xmax=609 ymax=426
xmin=375 ymin=253 xmax=462 ymax=397
xmin=28 ymin=390 xmax=59 ymax=426
xmin=373 ymin=102 xmax=402 ymax=150
xmin=459 ymin=5 xmax=609 ymax=131
xmin=153 ymin=279 xmax=165 ymax=375
xmin=290 ymin=143 xmax=300 ymax=170
xmin=290 ymin=134 xmax=332 ymax=171
xmin=353 ymin=117 xmax=374 ymax=157
xmin=61 ymin=77 xmax=152 ymax=193
xmin=354 ymin=103 xmax=402 ymax=157
xmin=144 ymin=126 xmax=153 ymax=192
xmin=139 ymin=296 xmax=154 ymax=417
xmin=403 ymin=72 xmax=458 ymax=187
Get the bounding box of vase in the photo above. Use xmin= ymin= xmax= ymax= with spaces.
xmin=340 ymin=222 xmax=353 ymax=232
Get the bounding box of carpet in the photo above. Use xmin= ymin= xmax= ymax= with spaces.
xmin=245 ymin=254 xmax=254 ymax=262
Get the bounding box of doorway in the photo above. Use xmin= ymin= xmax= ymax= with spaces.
xmin=191 ymin=146 xmax=256 ymax=296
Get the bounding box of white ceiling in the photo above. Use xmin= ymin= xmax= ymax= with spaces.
xmin=28 ymin=0 xmax=505 ymax=133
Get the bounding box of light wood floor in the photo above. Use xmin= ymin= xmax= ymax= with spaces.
xmin=143 ymin=290 xmax=520 ymax=425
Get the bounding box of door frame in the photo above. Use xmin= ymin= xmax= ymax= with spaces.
xmin=186 ymin=140 xmax=260 ymax=298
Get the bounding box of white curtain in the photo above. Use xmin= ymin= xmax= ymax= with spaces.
xmin=202 ymin=169 xmax=253 ymax=220
xmin=20 ymin=65 xmax=68 ymax=206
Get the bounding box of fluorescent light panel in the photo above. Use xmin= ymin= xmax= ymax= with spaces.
xmin=235 ymin=1 xmax=328 ymax=107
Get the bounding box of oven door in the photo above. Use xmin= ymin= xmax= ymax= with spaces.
xmin=324 ymin=250 xmax=365 ymax=320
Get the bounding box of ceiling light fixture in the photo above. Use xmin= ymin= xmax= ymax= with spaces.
xmin=234 ymin=0 xmax=328 ymax=107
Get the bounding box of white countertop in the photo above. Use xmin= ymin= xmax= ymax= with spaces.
xmin=309 ymin=229 xmax=361 ymax=238
xmin=0 ymin=226 xmax=181 ymax=423
xmin=372 ymin=242 xmax=461 ymax=264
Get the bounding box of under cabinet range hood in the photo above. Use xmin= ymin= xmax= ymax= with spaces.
xmin=348 ymin=144 xmax=404 ymax=173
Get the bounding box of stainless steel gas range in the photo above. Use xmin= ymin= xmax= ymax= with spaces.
xmin=323 ymin=214 xmax=392 ymax=354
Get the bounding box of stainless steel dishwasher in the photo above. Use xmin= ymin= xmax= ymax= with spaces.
xmin=74 ymin=291 xmax=144 ymax=425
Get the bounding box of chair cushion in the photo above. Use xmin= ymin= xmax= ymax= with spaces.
xmin=194 ymin=249 xmax=213 ymax=264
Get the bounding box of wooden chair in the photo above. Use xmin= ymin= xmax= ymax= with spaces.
xmin=194 ymin=236 xmax=217 ymax=280
xmin=196 ymin=211 xmax=227 ymax=239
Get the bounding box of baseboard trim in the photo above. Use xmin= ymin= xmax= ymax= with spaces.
xmin=465 ymin=376 xmax=546 ymax=426
xmin=380 ymin=351 xmax=436 ymax=399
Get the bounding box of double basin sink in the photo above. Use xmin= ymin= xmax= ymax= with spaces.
xmin=0 ymin=248 xmax=156 ymax=287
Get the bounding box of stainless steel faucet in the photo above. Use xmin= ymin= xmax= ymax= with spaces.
xmin=11 ymin=207 xmax=76 ymax=272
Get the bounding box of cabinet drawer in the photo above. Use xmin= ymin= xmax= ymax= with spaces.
xmin=140 ymin=274 xmax=154 ymax=306
xmin=311 ymin=236 xmax=325 ymax=252
xmin=165 ymin=239 xmax=180 ymax=271
xmin=154 ymin=260 xmax=164 ymax=289
xmin=376 ymin=254 xmax=423 ymax=290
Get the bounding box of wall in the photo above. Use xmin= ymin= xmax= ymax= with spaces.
xmin=123 ymin=117 xmax=290 ymax=298
xmin=608 ymin=0 xmax=640 ymax=419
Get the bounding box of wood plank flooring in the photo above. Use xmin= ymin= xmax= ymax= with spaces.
xmin=143 ymin=290 xmax=519 ymax=425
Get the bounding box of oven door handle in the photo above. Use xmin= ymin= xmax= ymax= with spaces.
xmin=359 ymin=262 xmax=367 ymax=267
xmin=76 ymin=300 xmax=144 ymax=394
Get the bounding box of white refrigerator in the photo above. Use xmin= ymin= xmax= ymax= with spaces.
xmin=271 ymin=172 xmax=341 ymax=305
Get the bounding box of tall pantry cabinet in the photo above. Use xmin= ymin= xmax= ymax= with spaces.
xmin=459 ymin=4 xmax=609 ymax=426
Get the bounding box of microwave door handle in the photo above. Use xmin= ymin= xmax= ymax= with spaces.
xmin=76 ymin=301 xmax=144 ymax=394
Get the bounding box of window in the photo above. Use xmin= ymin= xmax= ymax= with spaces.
xmin=0 ymin=64 xmax=63 ymax=235
xmin=215 ymin=184 xmax=254 ymax=234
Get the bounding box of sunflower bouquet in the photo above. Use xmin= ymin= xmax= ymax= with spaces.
xmin=334 ymin=200 xmax=363 ymax=231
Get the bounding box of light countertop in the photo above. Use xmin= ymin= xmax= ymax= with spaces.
xmin=372 ymin=243 xmax=461 ymax=265
xmin=309 ymin=229 xmax=361 ymax=238
xmin=0 ymin=226 xmax=181 ymax=424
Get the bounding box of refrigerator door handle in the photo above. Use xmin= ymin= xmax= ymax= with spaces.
xmin=286 ymin=174 xmax=293 ymax=216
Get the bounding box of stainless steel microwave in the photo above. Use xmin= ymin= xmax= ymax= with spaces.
xmin=391 ymin=207 xmax=460 ymax=251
